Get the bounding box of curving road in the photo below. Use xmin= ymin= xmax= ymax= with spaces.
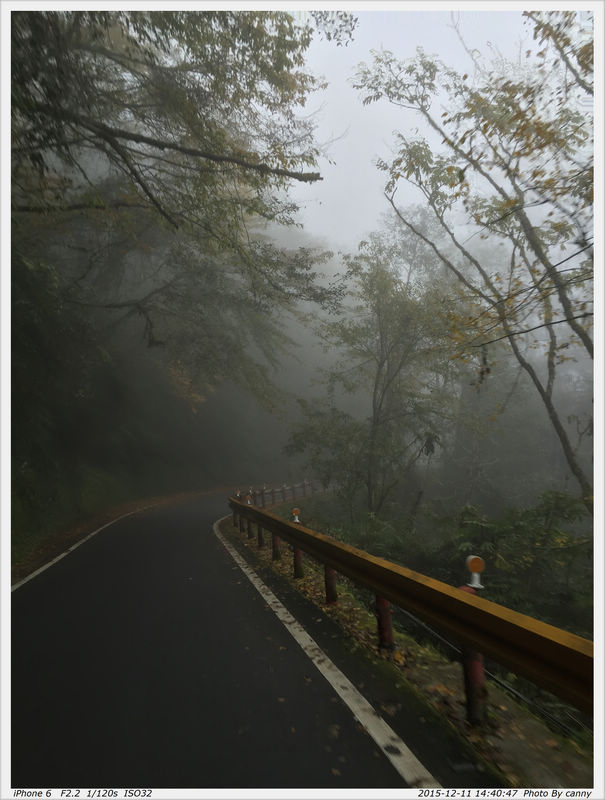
xmin=12 ymin=493 xmax=501 ymax=790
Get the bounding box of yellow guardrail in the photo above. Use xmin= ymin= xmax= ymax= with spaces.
xmin=229 ymin=497 xmax=593 ymax=714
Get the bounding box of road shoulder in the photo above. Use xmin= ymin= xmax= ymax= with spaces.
xmin=217 ymin=514 xmax=594 ymax=789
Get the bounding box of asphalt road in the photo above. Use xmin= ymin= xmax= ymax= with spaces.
xmin=12 ymin=493 xmax=500 ymax=790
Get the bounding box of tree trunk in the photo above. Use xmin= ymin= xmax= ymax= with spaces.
xmin=507 ymin=335 xmax=593 ymax=513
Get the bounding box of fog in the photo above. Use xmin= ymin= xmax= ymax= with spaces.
xmin=289 ymin=10 xmax=541 ymax=248
xmin=7 ymin=7 xmax=598 ymax=654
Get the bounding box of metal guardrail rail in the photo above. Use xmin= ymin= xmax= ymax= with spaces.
xmin=235 ymin=479 xmax=326 ymax=506
xmin=228 ymin=496 xmax=593 ymax=714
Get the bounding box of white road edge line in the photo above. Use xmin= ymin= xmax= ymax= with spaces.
xmin=213 ymin=518 xmax=441 ymax=789
xmin=11 ymin=505 xmax=156 ymax=592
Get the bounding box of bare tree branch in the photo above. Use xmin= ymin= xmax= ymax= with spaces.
xmin=13 ymin=201 xmax=150 ymax=213
xmin=469 ymin=312 xmax=593 ymax=348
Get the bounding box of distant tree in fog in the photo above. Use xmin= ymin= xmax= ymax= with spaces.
xmin=287 ymin=230 xmax=452 ymax=515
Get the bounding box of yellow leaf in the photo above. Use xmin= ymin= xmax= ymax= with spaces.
xmin=428 ymin=683 xmax=454 ymax=696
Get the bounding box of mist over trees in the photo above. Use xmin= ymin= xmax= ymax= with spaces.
xmin=285 ymin=10 xmax=593 ymax=635
xmin=12 ymin=11 xmax=342 ymax=388
xmin=11 ymin=7 xmax=593 ymax=630
xmin=11 ymin=10 xmax=347 ymax=549
xmin=352 ymin=10 xmax=593 ymax=509
xmin=287 ymin=219 xmax=455 ymax=516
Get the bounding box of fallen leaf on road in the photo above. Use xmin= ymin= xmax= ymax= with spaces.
xmin=328 ymin=724 xmax=341 ymax=739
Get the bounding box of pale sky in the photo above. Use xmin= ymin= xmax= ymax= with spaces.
xmin=289 ymin=7 xmax=592 ymax=250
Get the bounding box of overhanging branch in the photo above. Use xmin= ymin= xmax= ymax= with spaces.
xmin=33 ymin=103 xmax=323 ymax=184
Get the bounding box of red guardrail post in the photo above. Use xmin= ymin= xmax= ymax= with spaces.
xmin=324 ymin=566 xmax=338 ymax=605
xmin=293 ymin=547 xmax=304 ymax=578
xmin=292 ymin=507 xmax=303 ymax=577
xmin=459 ymin=556 xmax=487 ymax=725
xmin=374 ymin=596 xmax=394 ymax=650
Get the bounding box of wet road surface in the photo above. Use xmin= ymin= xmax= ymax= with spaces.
xmin=12 ymin=493 xmax=501 ymax=789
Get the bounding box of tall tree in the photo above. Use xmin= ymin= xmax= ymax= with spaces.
xmin=11 ymin=11 xmax=343 ymax=394
xmin=353 ymin=10 xmax=593 ymax=509
xmin=288 ymin=230 xmax=451 ymax=515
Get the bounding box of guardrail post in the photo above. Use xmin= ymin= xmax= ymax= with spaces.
xmin=291 ymin=506 xmax=304 ymax=576
xmin=247 ymin=518 xmax=254 ymax=539
xmin=257 ymin=523 xmax=264 ymax=548
xmin=232 ymin=507 xmax=238 ymax=527
xmin=324 ymin=566 xmax=338 ymax=605
xmin=272 ymin=533 xmax=281 ymax=560
xmin=374 ymin=596 xmax=394 ymax=650
xmin=460 ymin=634 xmax=486 ymax=726
xmin=293 ymin=547 xmax=304 ymax=578
xmin=459 ymin=556 xmax=487 ymax=726
xmin=238 ymin=514 xmax=245 ymax=533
